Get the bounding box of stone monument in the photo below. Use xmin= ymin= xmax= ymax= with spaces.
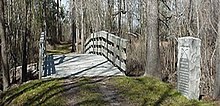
xmin=177 ymin=37 xmax=201 ymax=99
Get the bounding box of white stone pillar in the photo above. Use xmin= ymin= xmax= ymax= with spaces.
xmin=177 ymin=37 xmax=201 ymax=99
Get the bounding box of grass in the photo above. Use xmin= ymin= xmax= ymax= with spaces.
xmin=47 ymin=43 xmax=72 ymax=55
xmin=0 ymin=79 xmax=65 ymax=106
xmin=110 ymin=77 xmax=215 ymax=106
xmin=0 ymin=77 xmax=217 ymax=106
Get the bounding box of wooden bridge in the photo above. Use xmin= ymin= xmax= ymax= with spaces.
xmin=38 ymin=31 xmax=128 ymax=79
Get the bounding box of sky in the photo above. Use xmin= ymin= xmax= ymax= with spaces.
xmin=61 ymin=0 xmax=69 ymax=9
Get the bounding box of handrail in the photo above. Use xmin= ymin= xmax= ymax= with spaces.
xmin=84 ymin=31 xmax=127 ymax=71
xmin=38 ymin=32 xmax=46 ymax=79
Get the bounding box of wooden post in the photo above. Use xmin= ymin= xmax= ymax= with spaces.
xmin=177 ymin=37 xmax=201 ymax=99
xmin=106 ymin=32 xmax=109 ymax=59
xmin=96 ymin=33 xmax=99 ymax=54
xmin=38 ymin=32 xmax=45 ymax=79
xmin=118 ymin=38 xmax=122 ymax=69
xmin=84 ymin=31 xmax=127 ymax=71
xmin=80 ymin=0 xmax=84 ymax=53
xmin=93 ymin=33 xmax=95 ymax=54
xmin=38 ymin=47 xmax=42 ymax=79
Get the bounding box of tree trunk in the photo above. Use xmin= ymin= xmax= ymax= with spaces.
xmin=21 ymin=0 xmax=29 ymax=82
xmin=56 ymin=0 xmax=59 ymax=43
xmin=118 ymin=0 xmax=122 ymax=36
xmin=107 ymin=0 xmax=114 ymax=32
xmin=215 ymin=0 xmax=220 ymax=98
xmin=71 ymin=0 xmax=76 ymax=52
xmin=0 ymin=0 xmax=10 ymax=91
xmin=59 ymin=0 xmax=62 ymax=41
xmin=145 ymin=0 xmax=161 ymax=78
xmin=81 ymin=0 xmax=84 ymax=53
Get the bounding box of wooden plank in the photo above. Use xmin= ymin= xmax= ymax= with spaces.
xmin=97 ymin=40 xmax=101 ymax=53
xmin=121 ymin=50 xmax=127 ymax=60
xmin=88 ymin=47 xmax=94 ymax=53
xmin=99 ymin=31 xmax=107 ymax=39
xmin=108 ymin=53 xmax=115 ymax=63
xmin=103 ymin=48 xmax=108 ymax=58
xmin=114 ymin=49 xmax=120 ymax=59
xmin=93 ymin=32 xmax=97 ymax=38
xmin=85 ymin=34 xmax=92 ymax=46
xmin=39 ymin=32 xmax=46 ymax=79
xmin=85 ymin=41 xmax=93 ymax=53
xmin=102 ymin=38 xmax=108 ymax=57
xmin=121 ymin=62 xmax=126 ymax=71
xmin=108 ymin=45 xmax=115 ymax=54
xmin=107 ymin=34 xmax=116 ymax=44
xmin=84 ymin=31 xmax=127 ymax=71
xmin=120 ymin=39 xmax=127 ymax=49
xmin=115 ymin=58 xmax=121 ymax=68
xmin=100 ymin=40 xmax=106 ymax=48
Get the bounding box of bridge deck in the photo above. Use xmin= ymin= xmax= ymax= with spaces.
xmin=42 ymin=53 xmax=124 ymax=78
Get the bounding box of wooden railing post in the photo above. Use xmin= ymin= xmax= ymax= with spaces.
xmin=106 ymin=33 xmax=109 ymax=58
xmin=97 ymin=33 xmax=100 ymax=54
xmin=96 ymin=33 xmax=98 ymax=54
xmin=118 ymin=38 xmax=122 ymax=69
xmin=38 ymin=32 xmax=45 ymax=79
xmin=84 ymin=31 xmax=127 ymax=71
xmin=93 ymin=33 xmax=95 ymax=53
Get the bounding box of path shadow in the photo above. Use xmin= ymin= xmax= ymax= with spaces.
xmin=152 ymin=87 xmax=180 ymax=106
xmin=54 ymin=55 xmax=80 ymax=65
xmin=1 ymin=76 xmax=120 ymax=106
xmin=22 ymin=77 xmax=110 ymax=106
xmin=0 ymin=79 xmax=58 ymax=106
xmin=43 ymin=55 xmax=56 ymax=77
xmin=54 ymin=55 xmax=66 ymax=65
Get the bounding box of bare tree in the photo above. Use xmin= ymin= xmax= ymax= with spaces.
xmin=0 ymin=0 xmax=10 ymax=91
xmin=107 ymin=0 xmax=114 ymax=32
xmin=56 ymin=0 xmax=59 ymax=42
xmin=21 ymin=0 xmax=29 ymax=82
xmin=118 ymin=0 xmax=122 ymax=36
xmin=80 ymin=0 xmax=84 ymax=53
xmin=214 ymin=0 xmax=220 ymax=98
xmin=145 ymin=0 xmax=161 ymax=78
xmin=71 ymin=0 xmax=76 ymax=52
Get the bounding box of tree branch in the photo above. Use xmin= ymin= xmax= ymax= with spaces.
xmin=161 ymin=0 xmax=171 ymax=11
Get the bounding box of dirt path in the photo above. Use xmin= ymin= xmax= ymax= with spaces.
xmin=97 ymin=80 xmax=122 ymax=106
xmin=61 ymin=77 xmax=126 ymax=106
xmin=61 ymin=79 xmax=80 ymax=106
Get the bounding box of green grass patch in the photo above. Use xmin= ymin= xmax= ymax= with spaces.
xmin=110 ymin=77 xmax=215 ymax=106
xmin=1 ymin=77 xmax=217 ymax=106
xmin=47 ymin=49 xmax=70 ymax=55
xmin=0 ymin=79 xmax=66 ymax=106
xmin=75 ymin=78 xmax=107 ymax=106
xmin=47 ymin=43 xmax=71 ymax=55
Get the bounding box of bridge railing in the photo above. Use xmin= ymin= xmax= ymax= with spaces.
xmin=38 ymin=32 xmax=46 ymax=79
xmin=84 ymin=31 xmax=127 ymax=71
